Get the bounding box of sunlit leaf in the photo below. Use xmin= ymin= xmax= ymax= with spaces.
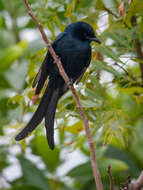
xmin=32 ymin=135 xmax=61 ymax=172
xmin=95 ymin=0 xmax=105 ymax=10
xmin=9 ymin=94 xmax=24 ymax=105
xmin=63 ymin=120 xmax=84 ymax=134
xmin=0 ymin=41 xmax=28 ymax=74
xmin=95 ymin=46 xmax=122 ymax=63
xmin=92 ymin=60 xmax=123 ymax=77
xmin=11 ymin=185 xmax=40 ymax=190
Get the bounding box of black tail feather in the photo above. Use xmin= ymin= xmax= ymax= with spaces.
xmin=45 ymin=88 xmax=60 ymax=149
xmin=15 ymin=83 xmax=53 ymax=141
xmin=15 ymin=80 xmax=69 ymax=150
xmin=44 ymin=83 xmax=68 ymax=149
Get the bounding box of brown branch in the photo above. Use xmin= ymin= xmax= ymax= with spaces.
xmin=23 ymin=0 xmax=103 ymax=190
xmin=131 ymin=16 xmax=143 ymax=86
xmin=104 ymin=5 xmax=130 ymax=29
xmin=133 ymin=171 xmax=143 ymax=190
xmin=107 ymin=165 xmax=114 ymax=190
xmin=118 ymin=0 xmax=125 ymax=17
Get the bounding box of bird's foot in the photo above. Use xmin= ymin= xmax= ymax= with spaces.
xmin=67 ymin=78 xmax=74 ymax=86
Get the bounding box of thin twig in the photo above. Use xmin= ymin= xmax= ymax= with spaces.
xmin=107 ymin=165 xmax=114 ymax=190
xmin=104 ymin=6 xmax=130 ymax=29
xmin=114 ymin=62 xmax=129 ymax=76
xmin=23 ymin=0 xmax=103 ymax=190
xmin=104 ymin=7 xmax=119 ymax=18
xmin=114 ymin=62 xmax=136 ymax=81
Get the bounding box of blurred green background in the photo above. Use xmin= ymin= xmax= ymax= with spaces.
xmin=0 ymin=0 xmax=143 ymax=189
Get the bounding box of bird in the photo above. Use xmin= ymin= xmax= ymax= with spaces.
xmin=15 ymin=21 xmax=101 ymax=150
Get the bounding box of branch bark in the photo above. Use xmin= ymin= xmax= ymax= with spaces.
xmin=107 ymin=165 xmax=114 ymax=190
xmin=133 ymin=171 xmax=143 ymax=190
xmin=118 ymin=0 xmax=125 ymax=17
xmin=131 ymin=15 xmax=143 ymax=86
xmin=23 ymin=0 xmax=103 ymax=190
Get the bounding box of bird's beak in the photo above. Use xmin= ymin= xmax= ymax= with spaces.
xmin=86 ymin=36 xmax=101 ymax=44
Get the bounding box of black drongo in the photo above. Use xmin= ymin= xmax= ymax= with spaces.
xmin=15 ymin=21 xmax=101 ymax=149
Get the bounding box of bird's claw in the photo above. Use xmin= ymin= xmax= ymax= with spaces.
xmin=67 ymin=78 xmax=74 ymax=86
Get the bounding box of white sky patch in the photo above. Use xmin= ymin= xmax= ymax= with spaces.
xmin=97 ymin=11 xmax=109 ymax=34
xmin=100 ymin=70 xmax=114 ymax=84
xmin=57 ymin=149 xmax=88 ymax=176
xmin=3 ymin=155 xmax=22 ymax=182
xmin=20 ymin=29 xmax=40 ymax=42
xmin=17 ymin=16 xmax=29 ymax=28
xmin=3 ymin=11 xmax=12 ymax=29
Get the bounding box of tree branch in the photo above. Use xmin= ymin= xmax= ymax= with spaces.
xmin=131 ymin=16 xmax=143 ymax=86
xmin=133 ymin=171 xmax=143 ymax=190
xmin=118 ymin=0 xmax=125 ymax=17
xmin=23 ymin=0 xmax=103 ymax=190
xmin=107 ymin=165 xmax=114 ymax=190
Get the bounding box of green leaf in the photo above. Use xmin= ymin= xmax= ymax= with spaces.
xmin=117 ymin=87 xmax=143 ymax=95
xmin=18 ymin=156 xmax=50 ymax=190
xmin=95 ymin=0 xmax=105 ymax=10
xmin=67 ymin=162 xmax=93 ymax=182
xmin=96 ymin=46 xmax=122 ymax=63
xmin=5 ymin=61 xmax=27 ymax=91
xmin=67 ymin=158 xmax=128 ymax=182
xmin=63 ymin=120 xmax=84 ymax=134
xmin=8 ymin=94 xmax=24 ymax=105
xmin=11 ymin=185 xmax=41 ymax=190
xmin=100 ymin=158 xmax=128 ymax=173
xmin=0 ymin=41 xmax=28 ymax=74
xmin=0 ymin=74 xmax=11 ymax=89
xmin=80 ymin=99 xmax=98 ymax=108
xmin=92 ymin=60 xmax=123 ymax=77
xmin=0 ymin=146 xmax=9 ymax=171
xmin=47 ymin=21 xmax=55 ymax=36
xmin=0 ymin=97 xmax=10 ymax=117
xmin=32 ymin=135 xmax=61 ymax=172
xmin=106 ymin=146 xmax=139 ymax=176
xmin=65 ymin=0 xmax=76 ymax=17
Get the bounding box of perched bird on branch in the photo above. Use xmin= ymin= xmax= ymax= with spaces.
xmin=15 ymin=21 xmax=101 ymax=149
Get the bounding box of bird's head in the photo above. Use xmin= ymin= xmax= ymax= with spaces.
xmin=65 ymin=21 xmax=101 ymax=44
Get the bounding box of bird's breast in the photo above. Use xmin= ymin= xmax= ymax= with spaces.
xmin=48 ymin=38 xmax=91 ymax=81
xmin=62 ymin=44 xmax=91 ymax=79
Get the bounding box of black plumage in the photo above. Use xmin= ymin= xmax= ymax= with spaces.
xmin=15 ymin=21 xmax=101 ymax=149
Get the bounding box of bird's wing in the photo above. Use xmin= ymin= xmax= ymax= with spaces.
xmin=75 ymin=67 xmax=87 ymax=84
xmin=32 ymin=32 xmax=67 ymax=94
xmin=32 ymin=68 xmax=42 ymax=88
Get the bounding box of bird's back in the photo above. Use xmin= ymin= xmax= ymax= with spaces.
xmin=48 ymin=33 xmax=91 ymax=84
